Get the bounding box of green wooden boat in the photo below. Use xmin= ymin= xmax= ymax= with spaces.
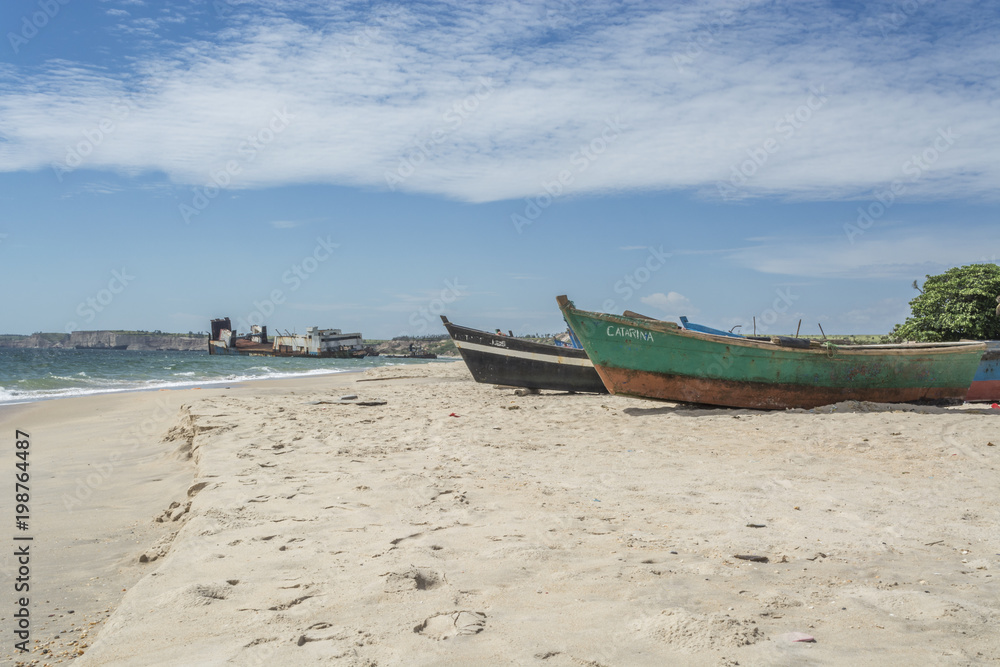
xmin=557 ymin=295 xmax=986 ymax=410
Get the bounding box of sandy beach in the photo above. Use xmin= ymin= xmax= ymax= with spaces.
xmin=3 ymin=362 xmax=1000 ymax=666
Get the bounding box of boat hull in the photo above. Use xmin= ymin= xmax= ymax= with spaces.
xmin=597 ymin=366 xmax=972 ymax=409
xmin=558 ymin=296 xmax=984 ymax=410
xmin=966 ymin=342 xmax=1000 ymax=402
xmin=441 ymin=316 xmax=607 ymax=393
xmin=208 ymin=339 xmax=361 ymax=358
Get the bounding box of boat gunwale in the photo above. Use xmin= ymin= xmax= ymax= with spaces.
xmin=556 ymin=296 xmax=987 ymax=358
xmin=440 ymin=315 xmax=607 ymax=393
xmin=440 ymin=316 xmax=590 ymax=359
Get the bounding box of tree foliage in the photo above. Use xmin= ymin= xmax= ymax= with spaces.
xmin=891 ymin=264 xmax=1000 ymax=342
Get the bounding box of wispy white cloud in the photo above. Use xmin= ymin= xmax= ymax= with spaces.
xmin=58 ymin=180 xmax=136 ymax=197
xmin=640 ymin=291 xmax=699 ymax=317
xmin=727 ymin=227 xmax=1000 ymax=279
xmin=1 ymin=1 xmax=998 ymax=203
xmin=840 ymin=298 xmax=910 ymax=326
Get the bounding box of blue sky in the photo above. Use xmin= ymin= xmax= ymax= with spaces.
xmin=1 ymin=0 xmax=998 ymax=339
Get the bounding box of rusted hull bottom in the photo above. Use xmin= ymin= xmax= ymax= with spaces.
xmin=966 ymin=380 xmax=1000 ymax=402
xmin=596 ymin=366 xmax=970 ymax=410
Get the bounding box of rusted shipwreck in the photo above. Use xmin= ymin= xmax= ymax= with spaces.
xmin=208 ymin=318 xmax=376 ymax=358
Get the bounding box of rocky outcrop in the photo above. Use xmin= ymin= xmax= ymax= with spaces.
xmin=0 ymin=333 xmax=71 ymax=348
xmin=373 ymin=337 xmax=459 ymax=357
xmin=127 ymin=334 xmax=204 ymax=351
xmin=0 ymin=332 xmax=205 ymax=351
xmin=70 ymin=332 xmax=206 ymax=351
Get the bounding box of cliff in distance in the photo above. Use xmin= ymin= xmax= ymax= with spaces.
xmin=0 ymin=331 xmax=205 ymax=351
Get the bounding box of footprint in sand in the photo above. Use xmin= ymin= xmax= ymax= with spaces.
xmin=268 ymin=594 xmax=316 ymax=611
xmin=163 ymin=583 xmax=230 ymax=608
xmin=431 ymin=489 xmax=467 ymax=504
xmin=295 ymin=623 xmax=373 ymax=648
xmin=138 ymin=531 xmax=177 ymax=563
xmin=414 ymin=611 xmax=486 ymax=639
xmin=382 ymin=568 xmax=445 ymax=592
xmin=637 ymin=608 xmax=762 ymax=652
xmin=187 ymin=481 xmax=210 ymax=497
xmin=154 ymin=501 xmax=191 ymax=523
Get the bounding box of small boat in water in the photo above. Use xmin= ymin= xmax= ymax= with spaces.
xmin=440 ymin=316 xmax=607 ymax=393
xmin=557 ymin=295 xmax=985 ymax=410
xmin=966 ymin=341 xmax=1000 ymax=401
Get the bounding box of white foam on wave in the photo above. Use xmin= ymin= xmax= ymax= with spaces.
xmin=50 ymin=374 xmax=91 ymax=383
xmin=0 ymin=367 xmax=349 ymax=405
xmin=0 ymin=387 xmax=21 ymax=403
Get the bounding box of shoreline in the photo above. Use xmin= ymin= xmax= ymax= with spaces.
xmin=0 ymin=357 xmax=460 ymax=408
xmin=0 ymin=371 xmax=366 ymax=665
xmin=1 ymin=388 xmax=199 ymax=664
xmin=5 ymin=363 xmax=1000 ymax=665
xmin=0 ymin=368 xmax=360 ymax=408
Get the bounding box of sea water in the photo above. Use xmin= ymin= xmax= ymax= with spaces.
xmin=0 ymin=348 xmax=446 ymax=405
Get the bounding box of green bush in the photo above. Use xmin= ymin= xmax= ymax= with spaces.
xmin=891 ymin=264 xmax=1000 ymax=342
